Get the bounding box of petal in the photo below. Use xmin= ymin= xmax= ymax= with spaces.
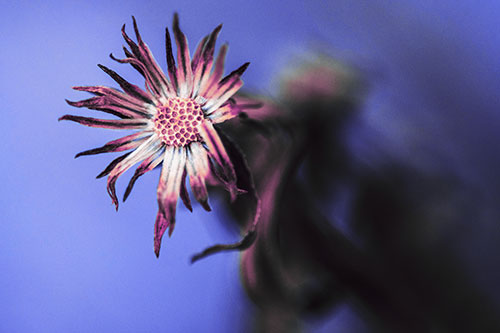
xmin=122 ymin=46 xmax=145 ymax=76
xmin=198 ymin=121 xmax=238 ymax=200
xmin=97 ymin=64 xmax=154 ymax=104
xmin=186 ymin=142 xmax=211 ymax=211
xmin=70 ymin=86 xmax=153 ymax=118
xmin=130 ymin=17 xmax=176 ymax=96
xmin=153 ymin=209 xmax=171 ymax=258
xmin=218 ymin=62 xmax=250 ymax=87
xmin=58 ymin=115 xmax=148 ymax=129
xmin=165 ymin=27 xmax=178 ymax=93
xmin=179 ymin=169 xmax=193 ymax=212
xmin=72 ymin=85 xmax=146 ymax=105
xmin=204 ymin=79 xmax=243 ymax=115
xmin=202 ymin=62 xmax=247 ymax=100
xmin=123 ymin=145 xmax=164 ymax=202
xmin=65 ymin=97 xmax=149 ymax=119
xmin=198 ymin=44 xmax=227 ymax=97
xmin=218 ymin=130 xmax=261 ymax=226
xmin=75 ymin=131 xmax=151 ymax=158
xmin=96 ymin=152 xmax=132 ymax=179
xmin=119 ymin=18 xmax=173 ymax=98
xmin=207 ymin=96 xmax=262 ymax=124
xmin=207 ymin=101 xmax=241 ymax=124
xmin=106 ymin=136 xmax=160 ymax=210
xmin=202 ymin=62 xmax=249 ymax=113
xmin=155 ymin=146 xmax=187 ymax=256
xmin=191 ymin=24 xmax=222 ymax=97
xmin=191 ymin=35 xmax=209 ymax=72
xmin=172 ymin=13 xmax=193 ymax=97
xmin=65 ymin=98 xmax=128 ymax=119
xmin=110 ymin=53 xmax=165 ymax=99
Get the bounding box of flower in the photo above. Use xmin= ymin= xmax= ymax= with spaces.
xmin=60 ymin=14 xmax=251 ymax=257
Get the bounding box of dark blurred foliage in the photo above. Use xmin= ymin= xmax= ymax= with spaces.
xmin=215 ymin=55 xmax=500 ymax=332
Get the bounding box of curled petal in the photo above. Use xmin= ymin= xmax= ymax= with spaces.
xmin=154 ymin=210 xmax=171 ymax=258
xmin=96 ymin=152 xmax=132 ymax=179
xmin=120 ymin=19 xmax=171 ymax=97
xmin=121 ymin=22 xmax=142 ymax=60
xmin=186 ymin=142 xmax=211 ymax=211
xmin=110 ymin=53 xmax=164 ymax=98
xmin=219 ymin=130 xmax=261 ymax=227
xmin=130 ymin=17 xmax=176 ymax=96
xmin=123 ymin=146 xmax=164 ymax=202
xmin=122 ymin=46 xmax=145 ymax=76
xmin=198 ymin=121 xmax=237 ymax=200
xmin=106 ymin=136 xmax=160 ymax=210
xmin=179 ymin=170 xmax=193 ymax=212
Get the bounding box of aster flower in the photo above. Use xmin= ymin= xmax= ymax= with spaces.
xmin=60 ymin=14 xmax=255 ymax=258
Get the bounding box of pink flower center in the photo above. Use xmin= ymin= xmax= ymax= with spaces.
xmin=153 ymin=97 xmax=204 ymax=146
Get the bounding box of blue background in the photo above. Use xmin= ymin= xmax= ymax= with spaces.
xmin=2 ymin=1 xmax=500 ymax=332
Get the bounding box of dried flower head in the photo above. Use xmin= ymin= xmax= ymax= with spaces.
xmin=60 ymin=14 xmax=252 ymax=257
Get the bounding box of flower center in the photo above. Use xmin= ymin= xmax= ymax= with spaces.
xmin=153 ymin=97 xmax=204 ymax=146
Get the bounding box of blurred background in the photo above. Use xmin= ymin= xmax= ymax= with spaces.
xmin=2 ymin=0 xmax=500 ymax=332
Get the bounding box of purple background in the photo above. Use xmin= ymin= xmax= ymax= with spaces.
xmin=2 ymin=1 xmax=500 ymax=332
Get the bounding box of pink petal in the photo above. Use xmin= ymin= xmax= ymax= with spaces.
xmin=109 ymin=53 xmax=164 ymax=98
xmin=131 ymin=17 xmax=176 ymax=96
xmin=119 ymin=18 xmax=174 ymax=97
xmin=154 ymin=209 xmax=171 ymax=258
xmin=172 ymin=13 xmax=193 ymax=97
xmin=191 ymin=35 xmax=209 ymax=72
xmin=123 ymin=146 xmax=164 ymax=202
xmin=96 ymin=152 xmax=131 ymax=179
xmin=155 ymin=146 xmax=187 ymax=256
xmin=186 ymin=142 xmax=211 ymax=211
xmin=191 ymin=24 xmax=222 ymax=97
xmin=97 ymin=64 xmax=154 ymax=104
xmin=198 ymin=121 xmax=238 ymax=200
xmin=202 ymin=62 xmax=247 ymax=100
xmin=58 ymin=115 xmax=148 ymax=129
xmin=207 ymin=101 xmax=241 ymax=124
xmin=106 ymin=136 xmax=160 ymax=210
xmin=179 ymin=169 xmax=193 ymax=212
xmin=198 ymin=44 xmax=228 ymax=97
xmin=66 ymin=89 xmax=151 ymax=119
xmin=165 ymin=27 xmax=178 ymax=93
xmin=202 ymin=62 xmax=249 ymax=113
xmin=75 ymin=131 xmax=151 ymax=158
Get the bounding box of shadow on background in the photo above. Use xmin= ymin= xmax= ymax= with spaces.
xmin=219 ymin=53 xmax=500 ymax=332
